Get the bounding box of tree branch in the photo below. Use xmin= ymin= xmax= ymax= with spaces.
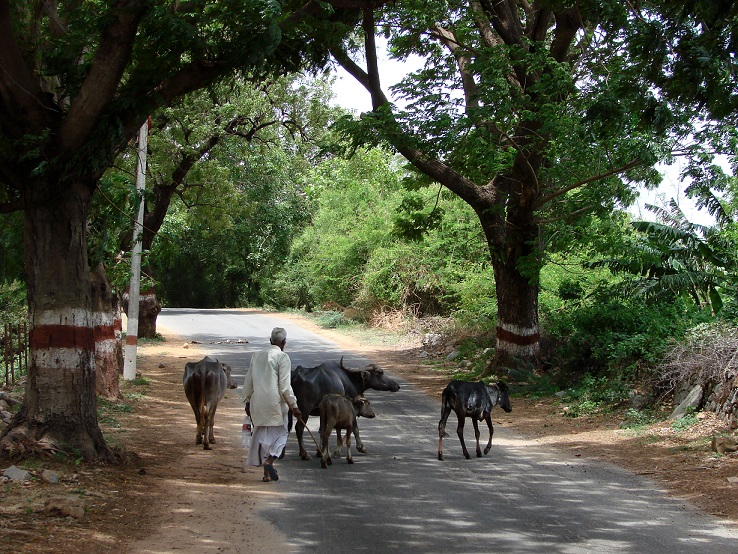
xmin=550 ymin=8 xmax=582 ymax=63
xmin=330 ymin=14 xmax=490 ymax=210
xmin=0 ymin=0 xmax=55 ymax=137
xmin=58 ymin=0 xmax=147 ymax=153
xmin=535 ymin=159 xmax=643 ymax=208
xmin=432 ymin=25 xmax=481 ymax=111
xmin=469 ymin=1 xmax=501 ymax=48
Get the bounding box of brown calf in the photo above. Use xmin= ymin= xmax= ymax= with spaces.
xmin=319 ymin=394 xmax=375 ymax=468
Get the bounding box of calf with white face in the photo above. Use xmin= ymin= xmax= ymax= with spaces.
xmin=318 ymin=394 xmax=375 ymax=468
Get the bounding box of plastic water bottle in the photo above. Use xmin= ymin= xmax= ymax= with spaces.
xmin=242 ymin=416 xmax=252 ymax=449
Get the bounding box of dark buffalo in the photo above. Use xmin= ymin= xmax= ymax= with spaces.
xmin=183 ymin=356 xmax=237 ymax=449
xmin=290 ymin=358 xmax=400 ymax=460
xmin=437 ymin=380 xmax=512 ymax=461
xmin=319 ymin=394 xmax=376 ymax=468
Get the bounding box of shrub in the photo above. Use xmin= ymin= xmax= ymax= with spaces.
xmin=671 ymin=408 xmax=700 ymax=431
xmin=0 ymin=281 xmax=27 ymax=323
xmin=563 ymin=373 xmax=630 ymax=417
xmin=658 ymin=322 xmax=738 ymax=396
xmin=542 ymin=281 xmax=700 ymax=383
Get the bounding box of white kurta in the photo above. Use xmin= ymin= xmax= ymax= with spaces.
xmin=242 ymin=345 xmax=298 ymax=426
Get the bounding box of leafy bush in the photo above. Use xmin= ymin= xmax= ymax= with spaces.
xmin=542 ymin=279 xmax=702 ymax=383
xmin=315 ymin=310 xmax=352 ymax=329
xmin=271 ymin=146 xmax=494 ymax=323
xmin=563 ymin=373 xmax=630 ymax=417
xmin=619 ymin=408 xmax=658 ymax=429
xmin=0 ymin=281 xmax=27 ymax=323
xmin=671 ymin=408 xmax=700 ymax=431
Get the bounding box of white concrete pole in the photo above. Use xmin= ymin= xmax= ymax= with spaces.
xmin=123 ymin=120 xmax=148 ymax=380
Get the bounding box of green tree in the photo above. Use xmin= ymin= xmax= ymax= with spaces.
xmin=150 ymin=145 xmax=314 ymax=307
xmin=268 ymin=146 xmax=492 ymax=320
xmin=331 ymin=2 xmax=697 ymax=372
xmin=592 ymin=201 xmax=737 ymax=313
xmin=0 ymin=0 xmax=381 ymax=461
xmin=95 ymin=74 xmax=338 ymax=326
xmin=610 ymin=2 xmax=738 ymax=221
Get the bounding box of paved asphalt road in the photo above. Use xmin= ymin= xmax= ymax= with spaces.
xmin=157 ymin=308 xmax=738 ymax=553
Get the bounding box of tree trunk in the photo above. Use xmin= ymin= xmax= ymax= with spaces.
xmin=91 ymin=264 xmax=123 ymax=399
xmin=0 ymin=178 xmax=116 ymax=462
xmin=490 ymin=258 xmax=541 ymax=371
xmin=479 ymin=180 xmax=542 ymax=375
xmin=122 ymin=287 xmax=161 ymax=339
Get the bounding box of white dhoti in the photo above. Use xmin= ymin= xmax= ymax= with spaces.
xmin=246 ymin=424 xmax=288 ymax=467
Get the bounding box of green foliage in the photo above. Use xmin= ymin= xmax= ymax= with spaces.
xmin=620 ymin=408 xmax=659 ymax=430
xmin=0 ymin=212 xmax=24 ymax=284
xmin=543 ymin=280 xmax=698 ymax=379
xmin=590 ymin=201 xmax=736 ymax=313
xmin=268 ymin=146 xmax=493 ymax=319
xmin=314 ymin=310 xmax=355 ymax=329
xmin=392 ymin=191 xmax=445 ymax=240
xmin=128 ymin=376 xmax=151 ymax=386
xmin=138 ymin=335 xmax=164 ymax=346
xmin=0 ymin=281 xmax=27 ymax=323
xmin=513 ymin=373 xmax=560 ymax=398
xmin=89 ymin=74 xmax=340 ymax=307
xmin=97 ymin=397 xmax=135 ymax=428
xmin=562 ymin=374 xmax=630 ymax=418
xmin=671 ymin=408 xmax=700 ymax=431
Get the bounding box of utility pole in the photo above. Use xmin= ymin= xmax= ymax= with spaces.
xmin=123 ymin=119 xmax=148 ymax=380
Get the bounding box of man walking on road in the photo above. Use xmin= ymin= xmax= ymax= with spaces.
xmin=242 ymin=327 xmax=301 ymax=482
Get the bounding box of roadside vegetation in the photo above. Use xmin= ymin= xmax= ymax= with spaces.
xmin=1 ymin=2 xmax=738 ymax=460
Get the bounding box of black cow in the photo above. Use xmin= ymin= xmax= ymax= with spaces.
xmin=319 ymin=394 xmax=376 ymax=468
xmin=290 ymin=358 xmax=400 ymax=460
xmin=437 ymin=380 xmax=512 ymax=461
xmin=183 ymin=356 xmax=237 ymax=450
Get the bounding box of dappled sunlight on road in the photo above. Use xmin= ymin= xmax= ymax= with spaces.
xmin=142 ymin=309 xmax=738 ymax=553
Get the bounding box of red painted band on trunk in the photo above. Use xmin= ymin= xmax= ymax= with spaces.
xmin=30 ymin=325 xmax=95 ymax=350
xmin=114 ymin=318 xmax=122 ymax=331
xmin=496 ymin=326 xmax=540 ymax=346
xmin=125 ymin=335 xmax=138 ymax=346
xmin=93 ymin=325 xmax=116 ymax=341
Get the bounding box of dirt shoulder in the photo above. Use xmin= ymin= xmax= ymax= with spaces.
xmin=1 ymin=311 xmax=737 ymax=553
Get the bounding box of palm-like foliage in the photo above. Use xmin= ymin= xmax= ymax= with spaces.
xmin=591 ymin=201 xmax=736 ymax=313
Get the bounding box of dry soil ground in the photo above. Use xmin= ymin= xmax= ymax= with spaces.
xmin=1 ymin=311 xmax=737 ymax=553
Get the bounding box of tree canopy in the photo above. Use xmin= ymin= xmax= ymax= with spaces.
xmin=0 ymin=0 xmax=386 ymax=461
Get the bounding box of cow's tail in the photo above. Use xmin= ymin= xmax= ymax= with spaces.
xmin=198 ymin=394 xmax=208 ymax=434
xmin=439 ymin=387 xmax=451 ymax=438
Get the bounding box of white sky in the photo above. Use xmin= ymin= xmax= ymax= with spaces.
xmin=328 ymin=52 xmax=720 ymax=227
xmin=329 ymin=42 xmax=422 ymax=113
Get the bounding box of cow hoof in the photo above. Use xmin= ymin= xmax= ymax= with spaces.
xmin=204 ymin=444 xmax=212 ymax=450
xmin=476 ymin=451 xmax=482 ymax=458
xmin=464 ymin=453 xmax=471 ymax=459
xmin=300 ymin=452 xmax=312 ymax=461
xmin=357 ymin=445 xmax=367 ymax=453
xmin=484 ymin=447 xmax=491 ymax=455
xmin=438 ymin=453 xmax=444 ymax=461
xmin=196 ymin=435 xmax=202 ymax=445
xmin=332 ymin=450 xmax=342 ymax=458
xmin=327 ymin=458 xmax=332 ymax=466
xmin=321 ymin=461 xmax=328 ymax=469
xmin=347 ymin=458 xmax=354 ymax=464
